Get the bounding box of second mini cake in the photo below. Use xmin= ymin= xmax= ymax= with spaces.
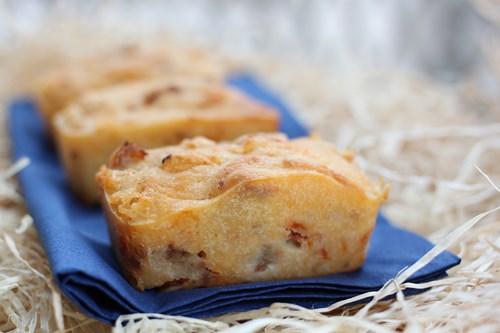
xmin=54 ymin=77 xmax=279 ymax=203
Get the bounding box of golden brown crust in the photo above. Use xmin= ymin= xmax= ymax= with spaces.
xmin=97 ymin=133 xmax=388 ymax=291
xmin=55 ymin=76 xmax=277 ymax=135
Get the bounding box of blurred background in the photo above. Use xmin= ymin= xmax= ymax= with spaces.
xmin=1 ymin=0 xmax=498 ymax=82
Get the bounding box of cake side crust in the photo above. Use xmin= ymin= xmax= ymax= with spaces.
xmin=98 ymin=144 xmax=386 ymax=290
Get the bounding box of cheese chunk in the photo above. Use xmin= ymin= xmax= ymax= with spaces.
xmin=96 ymin=133 xmax=389 ymax=291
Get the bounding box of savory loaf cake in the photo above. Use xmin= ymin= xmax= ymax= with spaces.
xmin=54 ymin=77 xmax=279 ymax=203
xmin=96 ymin=133 xmax=389 ymax=291
xmin=34 ymin=44 xmax=225 ymax=130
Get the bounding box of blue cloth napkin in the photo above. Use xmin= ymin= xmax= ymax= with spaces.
xmin=8 ymin=73 xmax=460 ymax=324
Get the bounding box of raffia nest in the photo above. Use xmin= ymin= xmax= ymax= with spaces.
xmin=0 ymin=2 xmax=499 ymax=332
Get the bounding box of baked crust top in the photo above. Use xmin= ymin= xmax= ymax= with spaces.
xmin=97 ymin=133 xmax=388 ymax=224
xmin=56 ymin=77 xmax=277 ymax=134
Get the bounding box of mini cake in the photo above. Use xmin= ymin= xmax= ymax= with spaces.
xmin=34 ymin=44 xmax=225 ymax=130
xmin=54 ymin=77 xmax=279 ymax=203
xmin=96 ymin=133 xmax=389 ymax=291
